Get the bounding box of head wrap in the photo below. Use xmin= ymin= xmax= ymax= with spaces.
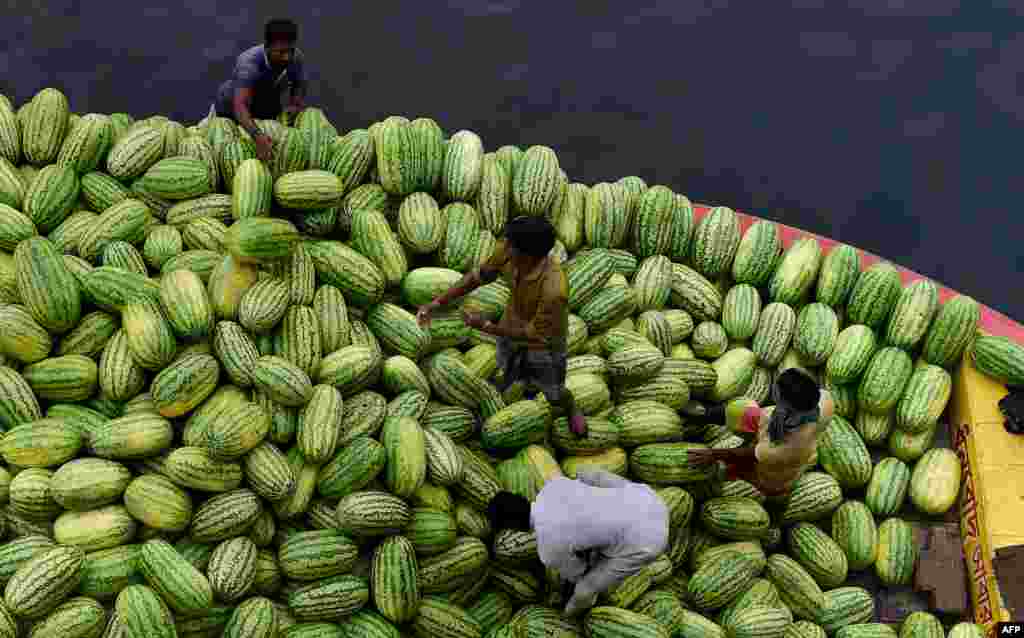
xmin=766 ymin=379 xmax=820 ymax=443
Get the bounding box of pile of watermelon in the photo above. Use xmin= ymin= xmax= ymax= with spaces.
xmin=0 ymin=85 xmax=1014 ymax=638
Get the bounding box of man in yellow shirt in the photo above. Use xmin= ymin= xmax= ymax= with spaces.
xmin=417 ymin=216 xmax=587 ymax=436
xmin=686 ymin=368 xmax=834 ymax=497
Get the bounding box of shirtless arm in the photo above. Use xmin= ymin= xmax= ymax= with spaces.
xmin=429 ymin=242 xmax=506 ymax=309
xmin=232 ymin=88 xmax=261 ymax=136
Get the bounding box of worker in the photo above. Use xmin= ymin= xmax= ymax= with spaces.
xmin=208 ymin=18 xmax=307 ymax=162
xmin=686 ymin=368 xmax=834 ymax=498
xmin=416 ymin=216 xmax=588 ymax=437
xmin=486 ymin=469 xmax=669 ymax=618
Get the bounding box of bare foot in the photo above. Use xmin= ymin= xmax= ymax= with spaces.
xmin=569 ymin=413 xmax=587 ymax=438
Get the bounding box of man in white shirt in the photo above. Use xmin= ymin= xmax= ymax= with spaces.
xmin=486 ymin=468 xmax=669 ymax=617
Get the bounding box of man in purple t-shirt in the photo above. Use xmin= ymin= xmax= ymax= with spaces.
xmin=210 ymin=18 xmax=308 ymax=161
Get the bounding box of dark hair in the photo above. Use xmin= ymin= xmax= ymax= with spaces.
xmin=776 ymin=368 xmax=820 ymax=411
xmin=505 ymin=216 xmax=555 ymax=258
xmin=265 ymin=19 xmax=298 ymax=46
xmin=486 ymin=491 xmax=532 ymax=532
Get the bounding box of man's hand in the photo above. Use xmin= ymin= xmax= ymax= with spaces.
xmin=416 ymin=301 xmax=440 ymax=327
xmin=461 ymin=310 xmax=487 ymax=330
xmin=254 ymin=133 xmax=274 ymax=162
xmin=687 ymin=449 xmax=721 ymax=466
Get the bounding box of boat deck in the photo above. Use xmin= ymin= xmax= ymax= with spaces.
xmin=702 ymin=204 xmax=1024 ymax=632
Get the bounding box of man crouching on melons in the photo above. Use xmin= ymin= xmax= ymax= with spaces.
xmin=486 ymin=469 xmax=669 ymax=618
xmin=686 ymin=368 xmax=834 ymax=498
xmin=416 ymin=216 xmax=588 ymax=437
xmin=208 ymin=18 xmax=308 ymax=162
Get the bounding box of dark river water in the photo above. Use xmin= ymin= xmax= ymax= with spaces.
xmin=3 ymin=1 xmax=1021 ymax=320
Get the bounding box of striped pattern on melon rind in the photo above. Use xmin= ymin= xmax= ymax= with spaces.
xmin=279 ymin=529 xmax=359 ymax=583
xmin=894 ymin=364 xmax=951 ymax=433
xmin=138 ymin=538 xmax=214 ymax=615
xmin=244 ymin=441 xmax=296 ymax=501
xmin=779 ymin=472 xmax=843 ymax=525
xmin=48 ymin=210 xmax=97 ymax=254
xmin=864 ymin=456 xmax=911 ymax=521
xmin=764 ymin=553 xmax=825 ymax=621
xmin=161 ymin=446 xmax=242 ymax=492
xmin=21 ymin=354 xmax=98 ymax=402
xmin=251 ymin=355 xmax=313 ymax=407
xmin=857 ymin=347 xmax=913 ymax=415
xmin=686 ymin=550 xmax=759 ymax=611
xmin=769 ymin=238 xmax=823 ymax=306
xmin=81 ymin=266 xmax=161 ymax=311
xmin=793 ymin=302 xmax=839 ymax=366
xmin=699 ymin=496 xmax=770 ymax=541
xmin=816 ymin=415 xmax=871 ymax=490
xmin=722 ymin=283 xmax=762 ymax=342
xmin=4 ymin=544 xmax=85 ymax=618
xmin=23 ymin=88 xmax=70 ymax=167
xmin=831 ymin=500 xmax=878 ymax=572
xmin=287 ymin=574 xmax=370 ymax=621
xmin=442 ymin=129 xmax=485 ymax=203
xmin=845 ymin=262 xmax=902 ymax=329
xmin=274 ymin=169 xmax=343 ymax=210
xmin=690 ymin=206 xmax=741 ymax=279
xmin=584 ymin=183 xmax=629 ymax=249
xmin=511 ymin=145 xmax=562 ymax=218
xmin=884 ymin=279 xmax=939 ymax=350
xmin=875 ymin=517 xmax=916 ymax=587
xmin=631 ymin=185 xmax=676 ymax=259
xmin=297 ymin=384 xmax=344 ymax=463
xmin=166 ymin=193 xmax=233 ymax=227
xmin=411 ymin=596 xmax=485 ymax=638
xmin=116 ymin=584 xmax=177 ymax=638
xmin=206 ymin=536 xmax=258 ymax=602
xmin=24 ymin=163 xmax=80 ymax=234
xmin=732 ymin=221 xmax=782 ymax=287
xmin=336 ymin=490 xmax=412 ymax=537
xmin=329 ymin=129 xmax=375 ymax=194
xmin=80 ymin=171 xmax=131 ymax=212
xmin=815 ymin=587 xmax=875 ymax=635
xmin=189 ymin=488 xmax=262 ymax=543
xmin=306 ymin=240 xmax=386 ymax=308
xmin=584 ymin=606 xmax=671 ymax=638
xmin=89 ymin=412 xmax=173 ymax=461
xmin=970 ymin=334 xmax=1024 ymax=386
xmin=787 ymin=522 xmax=849 ymax=589
xmin=371 ymin=534 xmax=420 ymax=625
xmin=567 ymin=249 xmax=615 ymax=311
xmin=352 ymin=208 xmax=408 ymax=288
xmin=213 ymin=320 xmax=260 ymax=387
xmin=0 ymin=355 xmax=43 ymax=428
xmin=815 ymin=244 xmax=860 ymax=308
xmin=56 ymin=112 xmax=113 ymax=174
xmin=106 ymin=126 xmax=164 ymax=181
xmin=397 ymin=192 xmax=445 ymax=255
xmin=921 ymin=294 xmax=979 ymax=368
xmin=77 ymin=198 xmax=150 ymax=262
xmin=0 ymin=304 xmax=54 ymax=364
xmin=669 ymin=263 xmax=722 ymax=322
